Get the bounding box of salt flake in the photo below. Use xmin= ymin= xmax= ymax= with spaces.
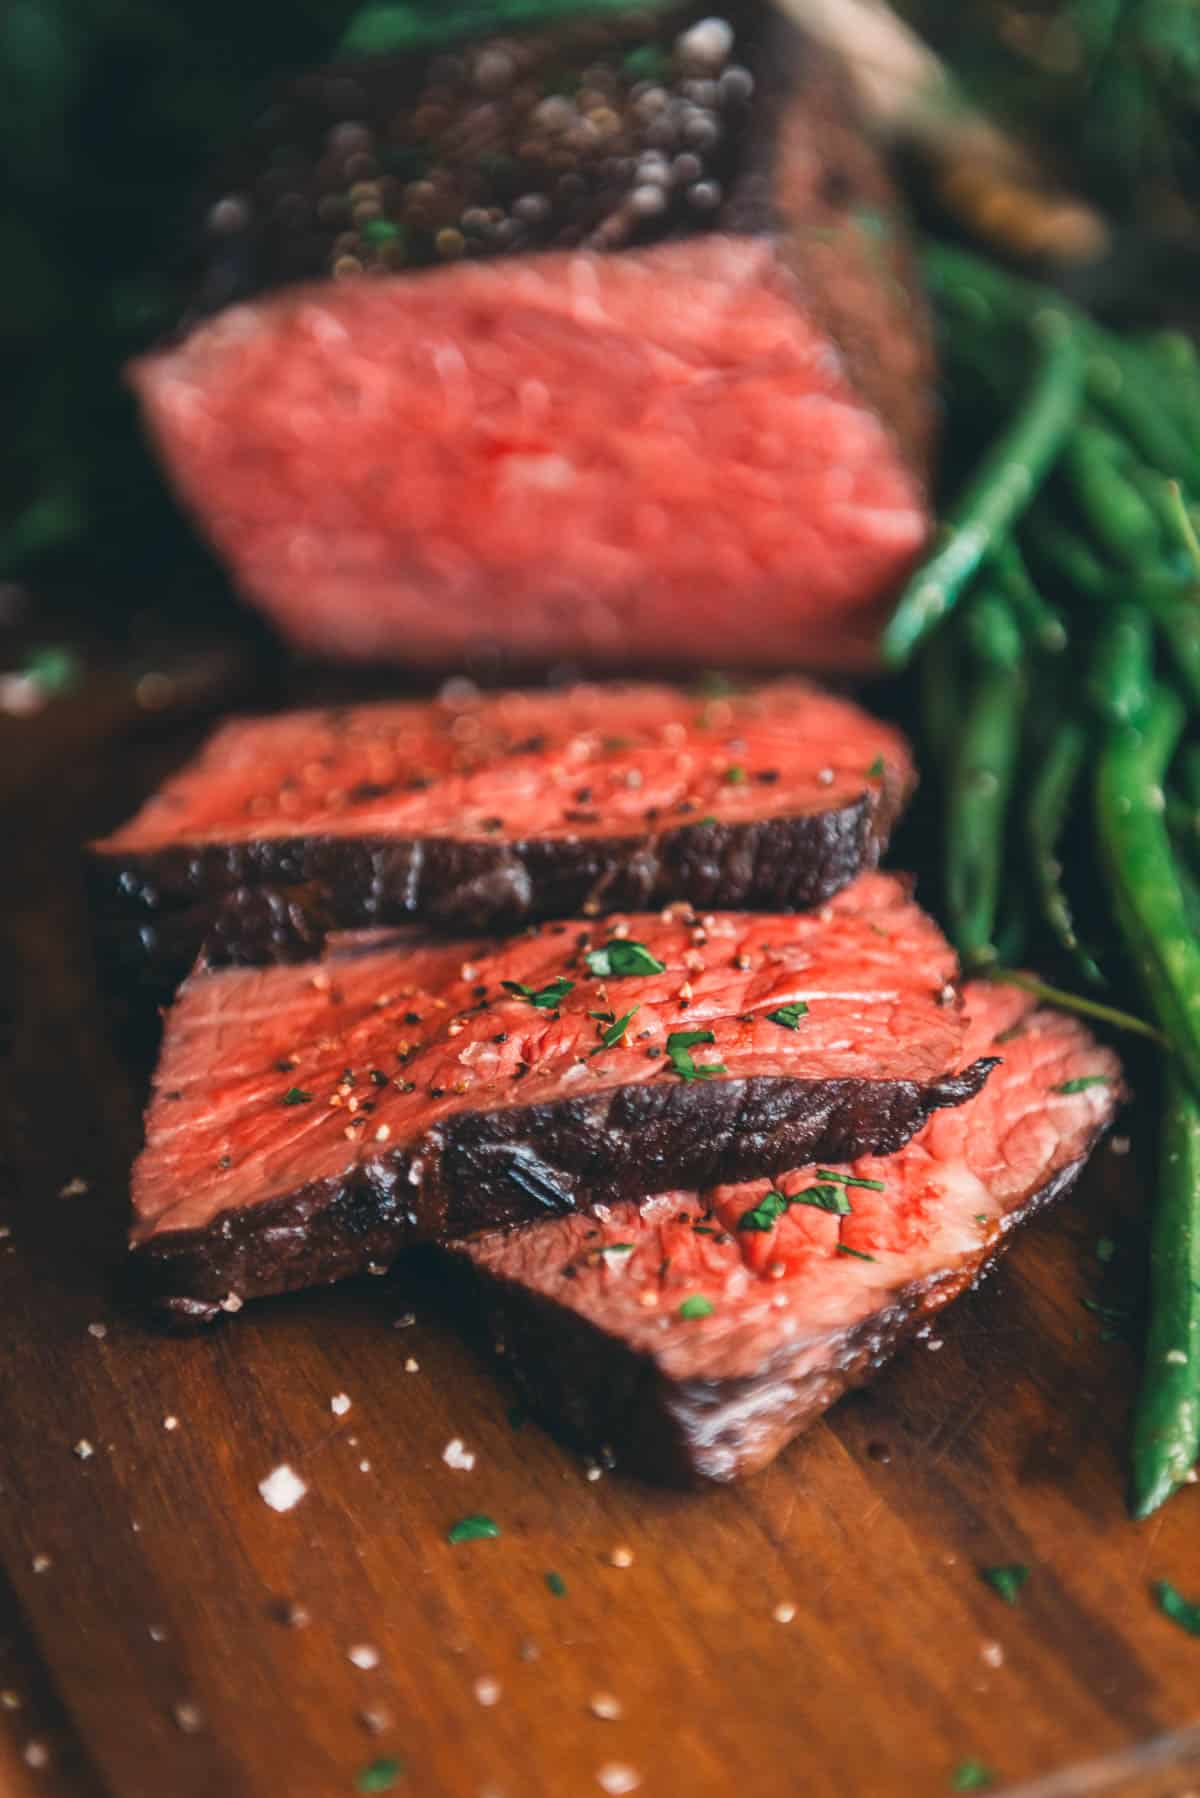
xmin=258 ymin=1464 xmax=307 ymax=1512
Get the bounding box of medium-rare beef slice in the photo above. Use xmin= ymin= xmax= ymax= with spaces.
xmin=130 ymin=872 xmax=991 ymax=1319
xmin=89 ymin=678 xmax=913 ymax=991
xmin=128 ymin=1 xmax=934 ymax=674
xmin=449 ymin=982 xmax=1122 ymax=1483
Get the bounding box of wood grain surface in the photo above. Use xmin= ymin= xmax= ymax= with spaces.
xmin=4 ymin=672 xmax=1200 ymax=1798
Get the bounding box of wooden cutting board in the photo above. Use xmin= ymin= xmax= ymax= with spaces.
xmin=5 ymin=674 xmax=1200 ymax=1798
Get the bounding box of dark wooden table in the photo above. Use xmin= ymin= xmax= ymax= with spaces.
xmin=4 ymin=668 xmax=1200 ymax=1798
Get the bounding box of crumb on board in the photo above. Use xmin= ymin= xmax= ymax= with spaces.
xmin=23 ymin=1741 xmax=49 ymax=1769
xmin=359 ymin=1706 xmax=392 ymax=1735
xmin=258 ymin=1464 xmax=307 ymax=1512
xmin=596 ymin=1763 xmax=640 ymax=1795
xmin=173 ymin=1701 xmax=203 ymax=1734
xmin=58 ymin=1177 xmax=89 ymax=1198
xmin=163 ymin=1415 xmax=179 ymax=1431
xmin=443 ymin=1438 xmax=476 ymax=1472
xmin=772 ymin=1602 xmax=796 ymax=1624
xmin=348 ymin=1644 xmax=380 ymax=1671
xmin=73 ymin=1439 xmax=94 ymax=1461
xmin=589 ymin=1693 xmax=623 ymax=1721
xmin=331 ymin=1393 xmax=352 ymax=1416
xmin=404 ymin=1358 xmax=419 ymax=1373
xmin=220 ymin=1292 xmax=243 ymax=1314
xmin=87 ymin=1322 xmax=107 ymax=1340
xmin=606 ymin=1546 xmax=634 ymax=1568
xmin=980 ymin=1641 xmax=1005 ymax=1668
xmin=473 ymin=1677 xmax=501 ymax=1707
xmin=31 ymin=1555 xmax=51 ymax=1574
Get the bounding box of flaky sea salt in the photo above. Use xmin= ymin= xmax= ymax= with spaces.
xmin=443 ymin=1438 xmax=476 ymax=1472
xmin=347 ymin=1644 xmax=380 ymax=1670
xmin=596 ymin=1763 xmax=640 ymax=1795
xmin=330 ymin=1393 xmax=352 ymax=1416
xmin=73 ymin=1439 xmax=94 ymax=1461
xmin=473 ymin=1676 xmax=501 ymax=1707
xmin=258 ymin=1464 xmax=307 ymax=1512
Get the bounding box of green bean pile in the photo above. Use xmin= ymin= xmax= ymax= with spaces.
xmin=884 ymin=243 xmax=1200 ymax=1518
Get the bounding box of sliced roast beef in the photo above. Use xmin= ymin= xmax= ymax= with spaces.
xmin=449 ymin=982 xmax=1121 ymax=1483
xmin=90 ymin=678 xmax=913 ymax=991
xmin=129 ymin=2 xmax=933 ymax=674
xmin=130 ymin=872 xmax=990 ymax=1319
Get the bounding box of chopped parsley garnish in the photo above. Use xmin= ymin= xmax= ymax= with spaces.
xmin=357 ymin=1758 xmax=404 ymax=1792
xmin=697 ymin=815 xmax=718 ymax=825
xmin=836 ymin=1243 xmax=876 ymax=1261
xmin=867 ymin=755 xmax=886 ymax=778
xmin=1154 ymin=1579 xmax=1200 ymax=1634
xmin=446 ymin=1514 xmax=500 ymax=1544
xmin=793 ymin=1183 xmax=853 ymax=1217
xmin=585 ymin=940 xmax=666 ymax=978
xmin=816 ymin=1169 xmax=886 ymax=1192
xmin=357 ymin=1758 xmax=403 ymax=1792
xmin=766 ymin=1003 xmax=809 ymax=1029
xmin=1095 ymin=1236 xmax=1116 ymax=1263
xmin=950 ymin=1762 xmax=993 ymax=1791
xmin=737 ymin=1190 xmax=790 ymax=1232
xmin=980 ymin=1564 xmax=1029 ymax=1605
xmin=1052 ymin=1075 xmax=1110 ymax=1094
xmin=594 ymin=1005 xmax=640 ymax=1048
xmin=679 ymin=1294 xmax=716 ymax=1319
xmin=723 ymin=764 xmax=747 ymax=785
xmin=603 ymin=1242 xmax=636 ymax=1257
xmin=501 ymin=976 xmax=574 ymax=1009
xmin=281 ymin=1087 xmax=313 ymax=1106
xmin=666 ymin=1029 xmax=726 ymax=1081
xmin=544 ymin=1570 xmax=567 ymax=1597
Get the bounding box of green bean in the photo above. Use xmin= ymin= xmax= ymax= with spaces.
xmin=881 ymin=309 xmax=1084 ymax=668
xmin=1130 ymin=1068 xmax=1200 ymax=1519
xmin=1085 ymin=345 xmax=1200 ymax=490
xmin=1165 ymin=789 xmax=1200 ymax=858
xmin=1026 ymin=717 xmax=1106 ymax=985
xmin=1095 ymin=683 xmax=1200 ymax=1094
xmin=989 ymin=538 xmax=1068 ymax=653
xmin=1064 ymin=425 xmax=1163 ymax=568
xmin=944 ymin=594 xmax=1026 ymax=964
xmin=985 ymin=969 xmax=1164 ymax=1044
xmin=1086 ymin=604 xmax=1155 ymax=727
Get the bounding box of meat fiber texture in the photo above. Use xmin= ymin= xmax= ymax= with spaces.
xmin=89 ymin=678 xmax=913 ymax=990
xmin=451 ymin=982 xmax=1122 ymax=1483
xmin=127 ymin=2 xmax=934 ymax=675
xmin=129 ymin=872 xmax=992 ymax=1320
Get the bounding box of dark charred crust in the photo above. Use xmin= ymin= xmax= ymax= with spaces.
xmin=131 ymin=1058 xmax=993 ymax=1314
xmin=446 ymin=1144 xmax=1102 ymax=1486
xmin=89 ymin=783 xmax=903 ymax=996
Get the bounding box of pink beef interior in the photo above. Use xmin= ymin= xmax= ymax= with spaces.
xmin=129 ymin=238 xmax=928 ymax=671
xmin=131 ymin=871 xmax=963 ymax=1242
xmin=95 ymin=678 xmax=911 ymax=851
xmin=456 ymin=981 xmax=1123 ymax=1383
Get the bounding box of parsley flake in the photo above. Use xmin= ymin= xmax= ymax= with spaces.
xmin=723 ymin=764 xmax=747 ymax=785
xmin=793 ymin=1183 xmax=853 ymax=1217
xmin=1052 ymin=1075 xmax=1110 ymax=1094
xmin=867 ymin=755 xmax=886 ymax=778
xmin=357 ymin=1758 xmax=404 ymax=1792
xmin=501 ymin=976 xmax=574 ymax=1009
xmin=767 ymin=1003 xmax=809 ymax=1029
xmin=679 ymin=1295 xmax=715 ymax=1319
xmin=1155 ymin=1579 xmax=1200 ymax=1634
xmin=816 ymin=1169 xmax=886 ymax=1192
xmin=980 ymin=1564 xmax=1029 ymax=1605
xmin=1095 ymin=1236 xmax=1116 ymax=1264
xmin=737 ymin=1191 xmax=790 ymax=1232
xmin=950 ymin=1761 xmax=993 ymax=1791
xmin=23 ymin=644 xmax=81 ymax=696
xmin=597 ymin=1005 xmax=640 ymax=1048
xmin=666 ymin=1029 xmax=726 ymax=1081
xmin=281 ymin=1087 xmax=313 ymax=1106
xmin=447 ymin=1514 xmax=500 ymax=1544
xmin=836 ymin=1243 xmax=876 ymax=1261
xmin=585 ymin=940 xmax=666 ymax=978
xmin=544 ymin=1571 xmax=567 ymax=1597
